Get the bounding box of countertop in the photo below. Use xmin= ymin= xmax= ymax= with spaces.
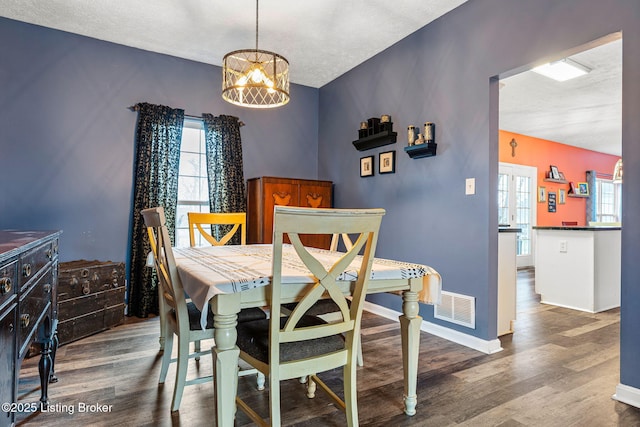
xmin=533 ymin=226 xmax=621 ymax=231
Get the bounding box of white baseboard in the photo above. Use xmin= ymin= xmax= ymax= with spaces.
xmin=613 ymin=383 xmax=640 ymax=408
xmin=363 ymin=301 xmax=503 ymax=355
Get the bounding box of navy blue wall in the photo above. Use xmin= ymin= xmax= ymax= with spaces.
xmin=1 ymin=0 xmax=640 ymax=395
xmin=318 ymin=0 xmax=640 ymax=389
xmin=0 ymin=17 xmax=319 ymax=263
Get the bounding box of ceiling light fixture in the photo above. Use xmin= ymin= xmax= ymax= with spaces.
xmin=221 ymin=0 xmax=289 ymax=108
xmin=532 ymin=58 xmax=591 ymax=82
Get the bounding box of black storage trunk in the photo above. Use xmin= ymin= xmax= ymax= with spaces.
xmin=57 ymin=260 xmax=125 ymax=346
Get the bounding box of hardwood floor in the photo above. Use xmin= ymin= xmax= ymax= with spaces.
xmin=16 ymin=269 xmax=640 ymax=426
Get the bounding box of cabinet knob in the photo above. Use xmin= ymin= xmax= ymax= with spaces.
xmin=20 ymin=314 xmax=30 ymax=328
xmin=0 ymin=277 xmax=11 ymax=294
xmin=22 ymin=264 xmax=32 ymax=278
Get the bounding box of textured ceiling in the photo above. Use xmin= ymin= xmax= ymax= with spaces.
xmin=0 ymin=0 xmax=468 ymax=88
xmin=0 ymin=0 xmax=622 ymax=156
xmin=500 ymin=36 xmax=622 ymax=156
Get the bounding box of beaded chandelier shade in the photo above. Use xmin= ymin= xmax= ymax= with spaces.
xmin=221 ymin=0 xmax=290 ymax=108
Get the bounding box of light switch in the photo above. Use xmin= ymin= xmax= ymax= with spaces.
xmin=559 ymin=240 xmax=568 ymax=253
xmin=465 ymin=178 xmax=475 ymax=195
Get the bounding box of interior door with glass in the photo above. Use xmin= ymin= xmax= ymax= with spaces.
xmin=498 ymin=163 xmax=537 ymax=267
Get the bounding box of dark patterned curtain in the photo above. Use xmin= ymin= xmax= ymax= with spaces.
xmin=202 ymin=114 xmax=246 ymax=245
xmin=128 ymin=102 xmax=184 ymax=317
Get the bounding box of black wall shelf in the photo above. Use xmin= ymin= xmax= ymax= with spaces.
xmin=404 ymin=143 xmax=437 ymax=159
xmin=352 ymin=130 xmax=397 ymax=151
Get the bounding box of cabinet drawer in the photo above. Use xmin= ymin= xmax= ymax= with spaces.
xmin=0 ymin=259 xmax=17 ymax=308
xmin=19 ymin=239 xmax=56 ymax=289
xmin=18 ymin=270 xmax=53 ymax=356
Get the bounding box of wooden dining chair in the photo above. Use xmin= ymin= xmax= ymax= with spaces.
xmin=188 ymin=212 xmax=246 ymax=246
xmin=284 ymin=232 xmax=364 ymax=366
xmin=142 ymin=207 xmax=265 ymax=412
xmin=235 ymin=206 xmax=385 ymax=426
xmin=186 ymin=211 xmax=264 ymax=359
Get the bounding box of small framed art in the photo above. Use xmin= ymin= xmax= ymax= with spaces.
xmin=559 ymin=188 xmax=566 ymax=204
xmin=549 ymin=165 xmax=560 ymax=180
xmin=379 ymin=150 xmax=396 ymax=174
xmin=548 ymin=192 xmax=557 ymax=212
xmin=538 ymin=186 xmax=546 ymax=203
xmin=577 ymin=182 xmax=589 ymax=196
xmin=360 ymin=156 xmax=374 ymax=177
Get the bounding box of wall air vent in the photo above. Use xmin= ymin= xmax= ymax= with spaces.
xmin=434 ymin=291 xmax=476 ymax=329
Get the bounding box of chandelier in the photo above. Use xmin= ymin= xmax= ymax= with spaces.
xmin=222 ymin=0 xmax=290 ymax=108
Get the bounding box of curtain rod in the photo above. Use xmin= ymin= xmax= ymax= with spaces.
xmin=128 ymin=105 xmax=244 ymax=127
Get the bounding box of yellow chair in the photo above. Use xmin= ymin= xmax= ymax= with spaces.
xmin=187 ymin=211 xmax=262 ymax=359
xmin=187 ymin=212 xmax=246 ymax=246
xmin=142 ymin=207 xmax=264 ymax=412
xmin=235 ymin=206 xmax=384 ymax=426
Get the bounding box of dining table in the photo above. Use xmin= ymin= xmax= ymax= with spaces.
xmin=173 ymin=244 xmax=442 ymax=427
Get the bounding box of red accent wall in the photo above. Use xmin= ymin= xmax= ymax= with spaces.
xmin=499 ymin=130 xmax=620 ymax=226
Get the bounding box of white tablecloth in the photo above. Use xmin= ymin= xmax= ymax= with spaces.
xmin=173 ymin=244 xmax=441 ymax=329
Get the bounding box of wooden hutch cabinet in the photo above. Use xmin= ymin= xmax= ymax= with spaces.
xmin=246 ymin=177 xmax=333 ymax=249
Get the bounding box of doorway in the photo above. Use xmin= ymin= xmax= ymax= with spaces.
xmin=495 ymin=33 xmax=622 ymax=337
xmin=499 ymin=163 xmax=537 ymax=268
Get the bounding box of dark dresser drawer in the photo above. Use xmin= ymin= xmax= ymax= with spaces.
xmin=0 ymin=258 xmax=17 ymax=308
xmin=18 ymin=239 xmax=56 ymax=290
xmin=18 ymin=269 xmax=54 ymax=357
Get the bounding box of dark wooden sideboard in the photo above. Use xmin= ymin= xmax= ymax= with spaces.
xmin=246 ymin=177 xmax=333 ymax=249
xmin=0 ymin=230 xmax=61 ymax=426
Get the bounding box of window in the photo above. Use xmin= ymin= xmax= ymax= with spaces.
xmin=498 ymin=163 xmax=537 ymax=267
xmin=175 ymin=119 xmax=209 ymax=247
xmin=595 ymin=178 xmax=621 ymax=223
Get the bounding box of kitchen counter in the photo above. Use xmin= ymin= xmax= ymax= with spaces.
xmin=533 ymin=226 xmax=621 ymax=231
xmin=534 ymin=226 xmax=620 ymax=313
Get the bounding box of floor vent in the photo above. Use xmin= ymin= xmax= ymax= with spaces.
xmin=434 ymin=291 xmax=476 ymax=329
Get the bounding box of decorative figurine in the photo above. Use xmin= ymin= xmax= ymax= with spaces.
xmin=424 ymin=122 xmax=435 ymax=144
xmin=407 ymin=126 xmax=416 ymax=146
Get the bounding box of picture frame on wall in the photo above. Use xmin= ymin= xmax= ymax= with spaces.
xmin=379 ymin=150 xmax=396 ymax=174
xmin=538 ymin=186 xmax=546 ymax=202
xmin=577 ymin=182 xmax=589 ymax=196
xmin=548 ymin=192 xmax=557 ymax=212
xmin=360 ymin=155 xmax=374 ymax=177
xmin=559 ymin=188 xmax=566 ymax=204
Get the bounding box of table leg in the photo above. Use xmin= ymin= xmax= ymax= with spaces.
xmin=213 ymin=312 xmax=239 ymax=427
xmin=400 ymin=290 xmax=421 ymax=416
